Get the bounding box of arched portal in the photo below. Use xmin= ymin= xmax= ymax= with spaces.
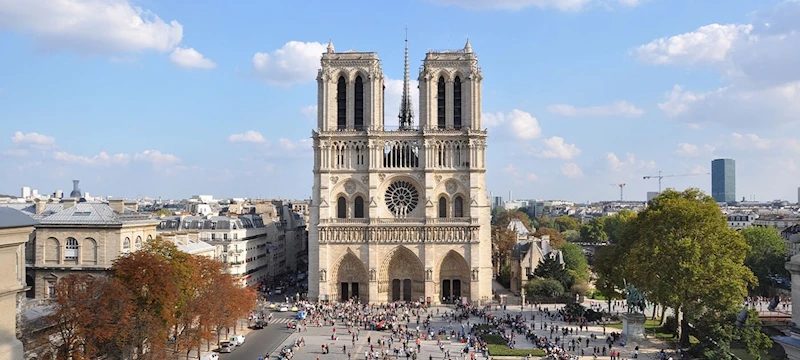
xmin=331 ymin=250 xmax=369 ymax=303
xmin=438 ymin=250 xmax=471 ymax=303
xmin=380 ymin=246 xmax=424 ymax=302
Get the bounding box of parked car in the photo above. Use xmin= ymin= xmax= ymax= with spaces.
xmin=218 ymin=341 xmax=234 ymax=353
xmin=229 ymin=334 xmax=245 ymax=346
xmin=279 ymin=304 xmax=289 ymax=312
xmin=200 ymin=354 xmax=219 ymax=360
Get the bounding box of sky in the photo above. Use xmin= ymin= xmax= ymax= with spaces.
xmin=1 ymin=0 xmax=799 ymax=202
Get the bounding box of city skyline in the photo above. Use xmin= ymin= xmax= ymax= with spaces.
xmin=1 ymin=0 xmax=799 ymax=201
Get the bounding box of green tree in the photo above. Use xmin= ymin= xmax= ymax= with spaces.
xmin=534 ymin=256 xmax=573 ymax=290
xmin=562 ymin=229 xmax=580 ymax=243
xmin=524 ymin=278 xmax=565 ymax=298
xmin=741 ymin=227 xmax=789 ymax=294
xmin=622 ymin=189 xmax=756 ymax=346
xmin=554 ymin=215 xmax=581 ymax=232
xmin=534 ymin=227 xmax=565 ymax=249
xmin=593 ymin=245 xmax=624 ymax=310
xmin=579 ymin=218 xmax=608 ymax=243
xmin=560 ymin=242 xmax=589 ymax=283
xmin=603 ymin=210 xmax=636 ymax=244
xmin=734 ymin=309 xmax=773 ymax=359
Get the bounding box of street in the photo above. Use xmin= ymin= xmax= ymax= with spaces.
xmin=219 ymin=310 xmax=297 ymax=360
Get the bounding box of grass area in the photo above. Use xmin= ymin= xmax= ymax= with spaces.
xmin=487 ymin=344 xmax=546 ymax=357
xmin=482 ymin=334 xmax=506 ymax=345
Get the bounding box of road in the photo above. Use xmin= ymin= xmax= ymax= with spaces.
xmin=219 ymin=289 xmax=301 ymax=360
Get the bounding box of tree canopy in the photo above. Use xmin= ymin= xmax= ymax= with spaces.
xmin=554 ymin=215 xmax=581 ymax=232
xmin=580 ymin=218 xmax=609 ymax=243
xmin=534 ymin=227 xmax=566 ymax=249
xmin=741 ymin=226 xmax=789 ymax=294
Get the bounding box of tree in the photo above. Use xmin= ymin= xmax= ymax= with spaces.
xmin=492 ymin=226 xmax=517 ymax=270
xmin=560 ymin=242 xmax=590 ymax=284
xmin=562 ymin=229 xmax=580 ymax=243
xmin=494 ymin=209 xmax=533 ymax=231
xmin=593 ymin=245 xmax=624 ymax=310
xmin=534 ymin=227 xmax=565 ymax=249
xmin=603 ymin=210 xmax=636 ymax=244
xmin=534 ymin=256 xmax=573 ymax=290
xmin=554 ymin=215 xmax=581 ymax=232
xmin=47 ymin=275 xmax=95 ymax=359
xmin=524 ymin=278 xmax=565 ymax=298
xmin=622 ymin=189 xmax=755 ymax=346
xmin=579 ymin=218 xmax=608 ymax=243
xmin=734 ymin=309 xmax=773 ymax=359
xmin=741 ymin=227 xmax=789 ymax=294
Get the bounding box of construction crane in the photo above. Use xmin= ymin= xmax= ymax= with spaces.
xmin=610 ymin=183 xmax=626 ymax=201
xmin=643 ymin=170 xmax=711 ymax=193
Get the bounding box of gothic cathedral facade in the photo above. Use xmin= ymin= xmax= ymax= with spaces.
xmin=308 ymin=39 xmax=491 ymax=305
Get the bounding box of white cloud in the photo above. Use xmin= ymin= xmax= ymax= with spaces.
xmin=503 ymin=164 xmax=520 ymax=177
xmin=641 ymin=2 xmax=800 ymax=127
xmin=252 ymin=41 xmax=327 ymax=86
xmin=527 ymin=173 xmax=539 ymax=181
xmin=728 ymin=132 xmax=772 ymax=150
xmin=508 ymin=110 xmax=542 ymax=140
xmin=0 ymin=0 xmax=182 ymax=55
xmin=300 ymin=105 xmax=317 ymax=118
xmin=229 ymin=131 xmax=266 ymax=143
xmin=133 ymin=150 xmax=180 ymax=165
xmin=690 ymin=165 xmax=709 ymax=175
xmin=384 ymin=78 xmax=420 ymax=128
xmin=605 ymin=152 xmax=655 ymax=172
xmin=482 ymin=112 xmax=506 ymax=127
xmin=53 ymin=151 xmax=131 ymax=167
xmin=532 ymin=136 xmax=581 ymax=160
xmin=673 ymin=143 xmax=699 ymax=157
xmin=169 ymin=47 xmax=216 ymax=69
xmin=561 ymin=163 xmax=584 ymax=178
xmin=429 ymin=0 xmax=593 ymax=12
xmin=278 ymin=138 xmax=312 ymax=151
xmin=2 ymin=148 xmax=28 ymax=157
xmin=11 ymin=131 xmax=55 ymax=147
xmin=547 ymin=101 xmax=644 ymax=117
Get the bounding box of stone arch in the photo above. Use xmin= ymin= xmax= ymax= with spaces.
xmin=44 ymin=237 xmax=60 ymax=264
xmin=330 ymin=249 xmax=369 ymax=302
xmin=437 ymin=250 xmax=471 ymax=303
xmin=82 ymin=238 xmax=98 ymax=265
xmin=453 ymin=194 xmax=467 ymax=218
xmin=379 ymin=245 xmax=425 ymax=302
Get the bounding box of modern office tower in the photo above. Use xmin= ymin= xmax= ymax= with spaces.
xmin=711 ymin=158 xmax=736 ymax=203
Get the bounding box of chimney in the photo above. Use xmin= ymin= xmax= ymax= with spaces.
xmin=34 ymin=198 xmax=47 ymax=215
xmin=124 ymin=201 xmax=138 ymax=212
xmin=61 ymin=198 xmax=77 ymax=209
xmin=69 ymin=180 xmax=82 ymax=199
xmin=109 ymin=199 xmax=125 ymax=213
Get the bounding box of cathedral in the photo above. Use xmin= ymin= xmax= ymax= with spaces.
xmin=307 ymin=37 xmax=491 ymax=305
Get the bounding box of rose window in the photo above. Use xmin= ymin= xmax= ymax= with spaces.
xmin=384 ymin=180 xmax=419 ymax=217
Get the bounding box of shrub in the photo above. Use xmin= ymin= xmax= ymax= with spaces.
xmin=524 ymin=278 xmax=565 ymax=298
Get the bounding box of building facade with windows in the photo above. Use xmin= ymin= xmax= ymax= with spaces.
xmin=712 ymin=158 xmax=736 ymax=203
xmin=308 ymin=39 xmax=492 ymax=304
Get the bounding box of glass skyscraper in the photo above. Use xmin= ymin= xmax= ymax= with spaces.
xmin=711 ymin=158 xmax=736 ymax=203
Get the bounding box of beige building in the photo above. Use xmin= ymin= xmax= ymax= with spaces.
xmin=509 ymin=236 xmax=563 ymax=294
xmin=308 ymin=39 xmax=492 ymax=304
xmin=0 ymin=208 xmax=36 ymax=360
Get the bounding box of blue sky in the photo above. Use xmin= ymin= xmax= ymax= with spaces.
xmin=1 ymin=0 xmax=798 ymax=202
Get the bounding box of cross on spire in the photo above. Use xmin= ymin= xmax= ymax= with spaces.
xmin=398 ymin=26 xmax=414 ymax=130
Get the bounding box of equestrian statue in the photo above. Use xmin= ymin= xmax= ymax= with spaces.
xmin=623 ymin=279 xmax=646 ymax=314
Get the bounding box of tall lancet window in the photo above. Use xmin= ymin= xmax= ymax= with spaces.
xmin=453 ymin=76 xmax=462 ymax=129
xmin=437 ymin=76 xmax=446 ymax=129
xmin=354 ymin=76 xmax=364 ymax=130
xmin=337 ymin=76 xmax=347 ymax=130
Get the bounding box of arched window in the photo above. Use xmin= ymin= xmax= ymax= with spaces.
xmin=453 ymin=76 xmax=462 ymax=129
xmin=65 ymin=238 xmax=79 ymax=261
xmin=337 ymin=197 xmax=347 ymax=219
xmin=437 ymin=77 xmax=446 ymax=129
xmin=147 ymin=234 xmax=152 ymax=241
xmin=354 ymin=76 xmax=364 ymax=130
xmin=123 ymin=237 xmax=131 ymax=254
xmin=354 ymin=196 xmax=365 ymax=218
xmin=454 ymin=196 xmax=464 ymax=218
xmin=438 ymin=197 xmax=448 ymax=218
xmin=82 ymin=238 xmax=98 ymax=265
xmin=337 ymin=76 xmax=347 ymax=130
xmin=135 ymin=236 xmax=142 ymax=251
xmin=45 ymin=238 xmax=60 ymax=264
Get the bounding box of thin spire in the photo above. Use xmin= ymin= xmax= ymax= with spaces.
xmin=398 ymin=26 xmax=414 ymax=130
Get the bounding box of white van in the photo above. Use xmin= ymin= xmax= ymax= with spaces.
xmin=200 ymin=354 xmax=219 ymax=360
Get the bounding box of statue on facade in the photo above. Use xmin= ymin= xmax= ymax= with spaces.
xmin=623 ymin=279 xmax=646 ymax=313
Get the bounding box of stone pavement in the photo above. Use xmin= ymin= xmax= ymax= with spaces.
xmin=270 ymin=303 xmax=675 ymax=360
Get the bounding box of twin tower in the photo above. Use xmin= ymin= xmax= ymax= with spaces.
xmin=308 ymin=39 xmax=492 ymax=305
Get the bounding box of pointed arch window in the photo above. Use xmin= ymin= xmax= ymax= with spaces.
xmin=354 ymin=196 xmax=365 ymax=218
xmin=438 ymin=197 xmax=448 ymax=218
xmin=337 ymin=76 xmax=347 ymax=130
xmin=437 ymin=77 xmax=446 ymax=129
xmin=354 ymin=76 xmax=364 ymax=130
xmin=337 ymin=196 xmax=347 ymax=219
xmin=453 ymin=76 xmax=462 ymax=129
xmin=454 ymin=196 xmax=464 ymax=218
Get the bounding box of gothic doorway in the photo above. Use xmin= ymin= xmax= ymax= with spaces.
xmin=331 ymin=250 xmax=369 ymax=303
xmin=438 ymin=250 xmax=471 ymax=303
xmin=380 ymin=246 xmax=424 ymax=303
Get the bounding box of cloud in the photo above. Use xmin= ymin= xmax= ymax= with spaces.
xmin=482 ymin=112 xmax=506 ymax=127
xmin=278 ymin=138 xmax=312 ymax=151
xmin=561 ymin=163 xmax=584 ymax=178
xmin=2 ymin=148 xmax=29 ymax=157
xmin=673 ymin=143 xmax=699 ymax=157
xmin=228 ymin=131 xmax=266 ymax=143
xmin=427 ymin=0 xmax=638 ymax=12
xmin=0 ymin=0 xmax=183 ymax=55
xmin=53 ymin=151 xmax=131 ymax=167
xmin=639 ymin=1 xmax=800 ymax=127
xmin=508 ymin=110 xmax=542 ymax=140
xmin=300 ymin=105 xmax=317 ymax=118
xmin=384 ymin=78 xmax=420 ymax=127
xmin=252 ymin=41 xmax=327 ymax=86
xmin=503 ymin=164 xmax=520 ymax=177
xmin=546 ymin=101 xmax=644 ymax=117
xmin=532 ymin=137 xmax=581 ymax=160
xmin=727 ymin=132 xmax=772 ymax=150
xmin=527 ymin=173 xmax=539 ymax=181
xmin=169 ymin=47 xmax=216 ymax=69
xmin=605 ymin=152 xmax=656 ymax=172
xmin=133 ymin=150 xmax=180 ymax=165
xmin=11 ymin=131 xmax=56 ymax=147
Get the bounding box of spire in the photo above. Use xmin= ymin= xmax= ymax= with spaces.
xmin=464 ymin=38 xmax=472 ymax=53
xmin=326 ymin=39 xmax=335 ymax=53
xmin=398 ymin=26 xmax=414 ymax=130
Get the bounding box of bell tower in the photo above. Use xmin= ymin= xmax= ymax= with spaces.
xmin=418 ymin=39 xmax=482 ymax=131
xmin=317 ymin=41 xmax=385 ymax=131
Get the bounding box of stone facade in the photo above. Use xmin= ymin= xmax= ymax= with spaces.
xmin=308 ymin=40 xmax=492 ymax=305
xmin=0 ymin=209 xmax=36 ymax=360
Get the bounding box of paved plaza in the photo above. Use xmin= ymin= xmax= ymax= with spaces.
xmin=269 ymin=302 xmax=675 ymax=360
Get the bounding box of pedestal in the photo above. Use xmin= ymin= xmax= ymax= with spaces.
xmin=621 ymin=312 xmax=646 ymax=340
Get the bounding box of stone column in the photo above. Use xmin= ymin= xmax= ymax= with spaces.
xmin=0 ymin=213 xmax=35 ymax=360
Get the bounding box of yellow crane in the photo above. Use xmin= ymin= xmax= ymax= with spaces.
xmin=610 ymin=183 xmax=626 ymax=201
xmin=643 ymin=170 xmax=710 ymax=193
